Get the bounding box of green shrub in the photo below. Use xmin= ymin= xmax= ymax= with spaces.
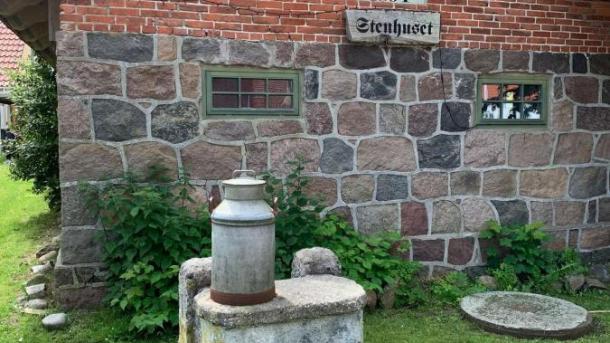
xmin=430 ymin=272 xmax=486 ymax=305
xmin=4 ymin=56 xmax=59 ymax=210
xmin=84 ymin=174 xmax=211 ymax=334
xmin=481 ymin=220 xmax=586 ymax=292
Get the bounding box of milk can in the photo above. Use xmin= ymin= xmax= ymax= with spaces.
xmin=210 ymin=170 xmax=276 ymax=306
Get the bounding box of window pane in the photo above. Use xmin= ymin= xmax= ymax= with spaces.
xmin=241 ymin=94 xmax=266 ymax=108
xmin=268 ymin=79 xmax=292 ymax=93
xmin=523 ymin=85 xmax=541 ymax=101
xmin=212 ymin=78 xmax=238 ymax=92
xmin=241 ymin=79 xmax=266 ymax=92
xmin=481 ymin=102 xmax=501 ymax=119
xmin=269 ymin=95 xmax=292 ymax=108
xmin=502 ymin=102 xmax=522 ymax=119
xmin=523 ymin=103 xmax=542 ymax=120
xmin=482 ymin=84 xmax=502 ymax=101
xmin=503 ymin=84 xmax=521 ymax=101
xmin=213 ymin=94 xmax=238 ymax=108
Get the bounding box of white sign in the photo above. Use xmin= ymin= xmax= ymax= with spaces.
xmin=345 ymin=9 xmax=440 ymax=45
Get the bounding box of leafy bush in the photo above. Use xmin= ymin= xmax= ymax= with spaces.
xmin=4 ymin=56 xmax=59 ymax=210
xmin=83 ymin=174 xmax=211 ymax=334
xmin=430 ymin=272 xmax=486 ymax=305
xmin=481 ymin=221 xmax=586 ymax=292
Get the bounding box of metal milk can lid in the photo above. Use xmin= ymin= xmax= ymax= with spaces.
xmin=222 ymin=170 xmax=266 ymax=201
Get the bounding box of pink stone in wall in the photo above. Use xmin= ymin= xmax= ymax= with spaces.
xmin=357 ymin=137 xmax=416 ymax=172
xmin=401 ymin=202 xmax=428 ymax=236
xmin=180 ymin=141 xmax=242 ymax=180
xmin=270 ymin=138 xmax=320 ymax=175
xmin=508 ymin=133 xmax=553 ymax=167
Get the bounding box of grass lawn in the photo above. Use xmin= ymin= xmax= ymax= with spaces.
xmin=1 ymin=162 xmax=610 ymax=342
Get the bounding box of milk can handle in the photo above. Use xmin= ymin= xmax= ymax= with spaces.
xmin=232 ymin=169 xmax=256 ymax=179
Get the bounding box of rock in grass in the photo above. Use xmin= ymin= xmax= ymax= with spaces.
xmin=566 ymin=274 xmax=585 ymax=292
xmin=589 ymin=264 xmax=610 ymax=283
xmin=366 ymin=290 xmax=378 ymax=311
xmin=478 ymin=275 xmax=498 ymax=290
xmin=42 ymin=313 xmax=67 ymax=330
xmin=380 ymin=284 xmax=396 ymax=310
xmin=31 ymin=263 xmax=52 ymax=274
xmin=25 ymin=298 xmax=48 ymax=310
xmin=26 ymin=274 xmax=48 ymax=287
xmin=38 ymin=250 xmax=57 ymax=263
xmin=25 ymin=284 xmax=46 ymax=299
xmin=35 ymin=243 xmax=58 ymax=258
xmin=22 ymin=307 xmax=47 ymax=315
xmin=585 ymin=278 xmax=607 ymax=290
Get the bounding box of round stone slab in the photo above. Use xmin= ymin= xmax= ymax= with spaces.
xmin=461 ymin=291 xmax=592 ymax=339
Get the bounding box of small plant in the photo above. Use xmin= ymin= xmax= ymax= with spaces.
xmin=491 ymin=263 xmax=519 ymax=291
xmin=430 ymin=272 xmax=486 ymax=305
xmin=83 ymin=171 xmax=211 ymax=334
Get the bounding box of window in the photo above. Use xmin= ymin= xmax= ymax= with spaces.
xmin=204 ymin=69 xmax=300 ymax=116
xmin=476 ymin=74 xmax=549 ymax=126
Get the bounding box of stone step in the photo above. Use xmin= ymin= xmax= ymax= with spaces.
xmin=38 ymin=250 xmax=57 ymax=264
xmin=42 ymin=313 xmax=67 ymax=330
xmin=25 ymin=283 xmax=46 ymax=299
xmin=31 ymin=263 xmax=52 ymax=275
xmin=22 ymin=307 xmax=47 ymax=316
xmin=25 ymin=298 xmax=48 ymax=310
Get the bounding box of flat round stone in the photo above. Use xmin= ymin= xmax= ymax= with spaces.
xmin=461 ymin=292 xmax=592 ymax=339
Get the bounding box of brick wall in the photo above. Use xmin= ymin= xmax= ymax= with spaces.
xmin=59 ymin=0 xmax=610 ymax=53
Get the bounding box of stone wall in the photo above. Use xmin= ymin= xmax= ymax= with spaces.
xmin=54 ymin=30 xmax=610 ymax=306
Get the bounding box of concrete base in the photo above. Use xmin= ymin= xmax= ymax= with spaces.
xmin=181 ymin=274 xmax=366 ymax=343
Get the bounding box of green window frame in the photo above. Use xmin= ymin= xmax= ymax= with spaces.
xmin=475 ymin=73 xmax=549 ymax=127
xmin=204 ymin=68 xmax=301 ymax=116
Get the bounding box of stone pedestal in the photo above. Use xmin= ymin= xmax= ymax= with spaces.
xmin=181 ymin=274 xmax=366 ymax=343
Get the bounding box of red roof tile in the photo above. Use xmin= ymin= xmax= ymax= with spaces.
xmin=0 ymin=21 xmax=26 ymax=88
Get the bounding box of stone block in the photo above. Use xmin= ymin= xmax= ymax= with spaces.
xmin=569 ymin=166 xmax=607 ymax=199
xmin=204 ymin=121 xmax=255 ymax=141
xmin=411 ymin=172 xmax=448 ymax=199
xmin=408 ymin=103 xmax=437 ymax=137
xmin=330 ymin=207 xmax=354 ymax=226
xmin=399 ymin=75 xmax=417 ymax=102
xmin=441 ymin=102 xmax=470 ymax=132
xmin=179 ymin=257 xmax=212 ymax=343
xmin=256 ymin=120 xmax=303 ymax=137
xmin=462 ymin=199 xmax=495 ymax=232
xmin=360 ymin=71 xmax=397 ymax=100
xmin=158 ymin=35 xmax=177 ymax=61
xmin=182 ymin=38 xmax=222 ymax=63
xmin=580 ymin=227 xmax=610 ymax=250
xmin=88 ymin=32 xmax=153 ymax=62
xmin=595 ymin=134 xmax=610 ymax=160
xmin=412 ymin=239 xmax=445 ymax=262
xmin=25 ymin=283 xmax=46 ymax=299
xmin=508 ymin=133 xmax=553 ymax=167
xmin=554 ymin=77 xmax=564 ymax=100
xmin=56 ymin=31 xmax=83 ymax=57
xmin=455 ymin=73 xmax=476 ymax=100
xmin=502 ymin=51 xmax=530 ymax=71
xmin=265 ymin=41 xmax=294 ymax=67
xmin=530 ymin=201 xmax=554 ymax=226
xmin=304 ymin=102 xmax=333 ymax=135
xmin=320 ymin=138 xmax=354 ymax=174
xmin=59 ymin=143 xmax=123 ymax=182
xmin=588 ymin=200 xmax=597 ymax=224
xmin=551 ymin=99 xmax=574 ymax=131
xmin=304 ymin=69 xmax=319 ymax=100
xmin=603 ymin=80 xmax=610 ymax=105
xmin=532 ymin=52 xmax=569 ymax=73
xmin=564 ymin=76 xmax=599 ymax=103
xmin=150 ymin=102 xmax=199 ymax=143
xmin=554 ymin=133 xmax=593 ymax=164
xmin=554 ymin=201 xmax=585 ymax=227
xmin=337 ymin=102 xmax=376 ymax=136
xmin=572 ymin=53 xmax=588 ymax=73
xmin=303 ymin=177 xmax=337 ymax=207
xmin=431 ymin=200 xmax=461 ymax=233
xmin=464 ymin=130 xmax=506 ymax=167
xmin=358 ymin=137 xmax=416 ymax=172
xmin=92 ymin=99 xmax=146 ymax=142
xmin=356 ymin=204 xmax=399 ymax=235
xmin=56 ymin=286 xmax=106 ymax=309
xmin=401 ymin=202 xmax=428 ymax=236
xmin=181 ymin=141 xmax=242 ymax=180
xmin=379 ymin=104 xmax=406 ymax=135
xmin=61 ymin=186 xmax=96 ymax=227
xmin=376 ymin=174 xmax=409 ymax=201
xmin=432 ymin=48 xmax=461 ymax=69
xmin=577 ymin=107 xmax=610 ymax=131
xmin=519 ymin=168 xmax=568 ymax=198
xmin=417 ymin=134 xmax=461 ymax=169
xmin=124 ymin=142 xmax=178 ymax=181
xmin=483 ymin=169 xmax=517 ymax=198
xmin=600 ymin=199 xmax=610 ymax=222
xmin=127 ymin=65 xmax=176 ymax=100
xmin=270 ymin=138 xmax=320 ymax=175
xmin=291 ymin=248 xmax=341 ymax=278
xmin=590 ymin=54 xmax=610 ymax=76
xmin=339 ymin=45 xmax=385 ymax=69
xmin=448 ymin=237 xmax=475 ymax=265
xmin=228 ymin=40 xmax=270 ymax=66
xmin=294 ymin=43 xmax=336 ymax=68
xmin=57 ymin=97 xmax=91 ymax=140
xmin=341 ymin=175 xmax=374 ymax=204
xmin=321 ymin=70 xmax=357 ymax=100
xmin=390 ymin=47 xmax=429 ymax=72
xmin=450 ymin=171 xmax=480 ymax=195
xmin=418 ymin=72 xmax=452 ymax=101
xmin=180 ymin=63 xmax=201 ymax=99
xmin=464 ymin=50 xmax=500 ymax=72
xmin=60 ymin=228 xmax=103 ymax=264
xmin=492 ymin=200 xmax=528 ymax=226
xmin=57 ymin=61 xmax=121 ymax=96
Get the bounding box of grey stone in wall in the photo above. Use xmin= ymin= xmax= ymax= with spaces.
xmin=304 ymin=102 xmax=333 ymax=135
xmin=339 ymin=45 xmax=385 ymax=69
xmin=54 ymin=267 xmax=75 ymax=288
xmin=464 ymin=50 xmax=500 ymax=72
xmin=55 ymin=286 xmax=106 ymax=309
xmin=519 ymin=168 xmax=568 ymax=198
xmin=92 ymin=99 xmax=147 ymax=142
xmin=555 ymin=201 xmax=586 ymax=227
xmin=181 ymin=141 xmax=242 ymax=180
xmin=320 ymin=138 xmax=354 ymax=174
xmin=412 ymin=172 xmax=448 ymax=199
xmin=152 ymin=102 xmax=200 ymax=143
xmin=431 ymin=200 xmax=461 ymax=233
xmin=270 ymin=138 xmax=320 ymax=175
xmin=390 ymin=47 xmax=429 ymax=72
xmin=124 ymin=142 xmax=178 ymax=181
xmin=58 ymin=98 xmax=91 ymax=140
xmin=228 ymin=40 xmax=270 ymax=66
xmin=554 ymin=132 xmax=593 ymax=164
xmin=56 ymin=31 xmax=84 ymax=57
xmin=341 ymin=175 xmax=374 ymax=203
xmin=61 ymin=186 xmax=96 ymax=227
xmin=357 ymin=137 xmax=416 ymax=172
xmin=408 ymin=103 xmax=437 ymax=137
xmin=180 ymin=63 xmax=201 ymax=99
xmin=531 ymin=202 xmax=553 ymax=226
xmin=88 ymin=33 xmax=153 ymax=62
xmin=462 ymin=199 xmax=495 ymax=232
xmin=450 ymin=171 xmax=480 ymax=195
xmin=256 ymin=120 xmax=303 ymax=137
xmin=599 ymin=199 xmax=610 ymax=222
xmin=245 ymin=142 xmax=268 ymax=172
xmin=417 ymin=134 xmax=461 ymax=169
xmin=595 ymin=134 xmax=610 ymax=160
xmin=587 ymin=200 xmax=597 ymax=224
xmin=158 ymin=35 xmax=177 ymax=61
xmin=532 ymin=52 xmax=569 ymax=73
xmin=182 ymin=38 xmax=222 ymax=62
xmin=554 ymin=77 xmax=564 ymax=100
xmin=508 ymin=133 xmax=553 ymax=167
xmin=418 ymin=72 xmax=452 ymax=100
xmin=205 ymin=121 xmax=256 ymax=141
xmin=60 ymin=229 xmax=103 ymax=264
xmin=59 ymin=143 xmax=123 ymax=182
xmin=441 ymin=102 xmax=470 ymax=132
xmin=379 ymin=104 xmax=406 ymax=135
xmin=321 ymin=70 xmax=357 ymax=100
xmin=552 ymin=99 xmax=573 ymax=131
xmin=432 ymin=48 xmax=461 ymax=69
xmin=294 ymin=43 xmax=336 ymax=68
xmin=57 ymin=61 xmax=121 ymax=96
xmin=603 ymin=80 xmax=610 ymax=105
xmin=356 ymin=204 xmax=399 ymax=234
xmin=569 ymin=166 xmax=608 ymax=199
xmin=482 ymin=170 xmax=516 ymax=198
xmin=291 ymin=247 xmax=341 ymax=278
xmin=304 ymin=69 xmax=319 ymax=100
xmin=455 ymin=73 xmax=475 ymax=100
xmin=399 ymin=75 xmax=417 ymax=102
xmin=360 ymin=71 xmax=397 ymax=100
xmin=572 ymin=53 xmax=588 ymax=74
xmin=265 ymin=41 xmax=294 ymax=67
xmin=577 ymin=107 xmax=610 ymax=131
xmin=590 ymin=54 xmax=610 ymax=76
xmin=376 ymin=174 xmax=409 ymax=201
xmin=502 ymin=51 xmax=530 ymax=71
xmin=464 ymin=130 xmax=506 ymax=167
xmin=492 ymin=200 xmax=528 ymax=226
xmin=127 ymin=65 xmax=176 ymax=100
